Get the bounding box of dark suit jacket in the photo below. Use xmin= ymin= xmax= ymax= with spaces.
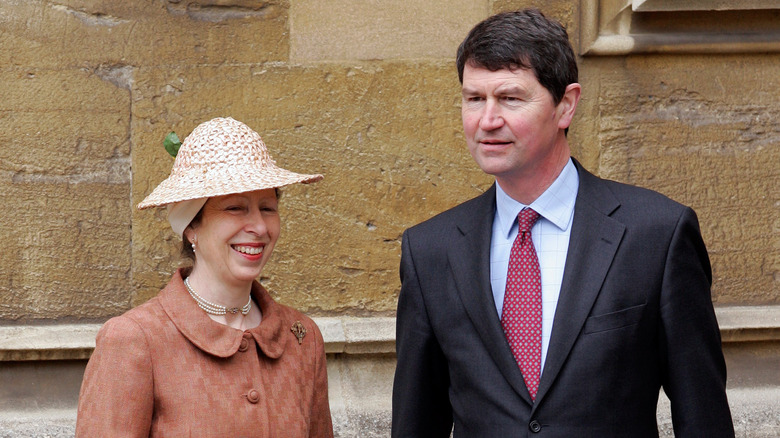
xmin=392 ymin=161 xmax=733 ymax=437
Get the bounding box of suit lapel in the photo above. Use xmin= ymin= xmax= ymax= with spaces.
xmin=447 ymin=185 xmax=534 ymax=404
xmin=534 ymin=163 xmax=625 ymax=405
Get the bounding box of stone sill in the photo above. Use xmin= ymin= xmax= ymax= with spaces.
xmin=1 ymin=306 xmax=777 ymax=361
xmin=0 ymin=316 xmax=396 ymax=361
xmin=716 ymin=306 xmax=780 ymax=343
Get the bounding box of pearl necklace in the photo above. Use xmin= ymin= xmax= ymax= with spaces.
xmin=184 ymin=277 xmax=251 ymax=316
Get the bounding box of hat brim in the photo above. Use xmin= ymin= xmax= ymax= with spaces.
xmin=137 ymin=162 xmax=322 ymax=209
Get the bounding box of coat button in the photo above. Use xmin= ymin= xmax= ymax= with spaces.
xmin=529 ymin=420 xmax=542 ymax=433
xmin=247 ymin=389 xmax=260 ymax=404
xmin=238 ymin=338 xmax=249 ymax=352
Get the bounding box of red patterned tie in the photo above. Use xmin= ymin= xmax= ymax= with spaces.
xmin=501 ymin=208 xmax=542 ymax=400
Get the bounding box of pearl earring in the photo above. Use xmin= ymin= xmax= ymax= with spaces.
xmin=191 ymin=235 xmax=197 ymax=252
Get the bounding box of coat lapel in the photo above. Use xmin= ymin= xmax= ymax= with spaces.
xmin=446 ymin=185 xmax=534 ymax=404
xmin=534 ymin=163 xmax=625 ymax=405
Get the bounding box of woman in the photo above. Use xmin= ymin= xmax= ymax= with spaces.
xmin=76 ymin=117 xmax=333 ymax=437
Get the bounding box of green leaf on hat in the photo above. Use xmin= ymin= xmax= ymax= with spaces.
xmin=164 ymin=131 xmax=181 ymax=158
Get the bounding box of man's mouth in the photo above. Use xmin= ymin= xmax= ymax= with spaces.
xmin=479 ymin=138 xmax=511 ymax=145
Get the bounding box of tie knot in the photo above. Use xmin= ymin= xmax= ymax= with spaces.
xmin=517 ymin=208 xmax=540 ymax=232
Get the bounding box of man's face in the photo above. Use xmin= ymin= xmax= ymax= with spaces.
xmin=461 ymin=64 xmax=573 ymax=187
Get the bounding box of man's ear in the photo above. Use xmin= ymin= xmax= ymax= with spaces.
xmin=557 ymin=83 xmax=581 ymax=130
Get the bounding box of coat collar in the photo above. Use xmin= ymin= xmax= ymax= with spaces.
xmin=533 ymin=159 xmax=625 ymax=406
xmin=158 ymin=268 xmax=286 ymax=359
xmin=446 ymin=185 xmax=536 ymax=402
xmin=446 ymin=159 xmax=627 ymax=406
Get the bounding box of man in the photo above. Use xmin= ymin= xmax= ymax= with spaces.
xmin=392 ymin=9 xmax=734 ymax=437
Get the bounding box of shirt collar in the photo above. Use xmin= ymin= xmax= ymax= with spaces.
xmin=158 ymin=267 xmax=286 ymax=359
xmin=495 ymin=158 xmax=579 ymax=238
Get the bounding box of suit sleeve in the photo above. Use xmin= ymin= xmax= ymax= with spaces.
xmin=659 ymin=207 xmax=734 ymax=437
xmin=76 ymin=316 xmax=154 ymax=438
xmin=392 ymin=230 xmax=453 ymax=437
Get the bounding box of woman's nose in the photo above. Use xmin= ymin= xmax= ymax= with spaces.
xmin=245 ymin=209 xmax=268 ymax=235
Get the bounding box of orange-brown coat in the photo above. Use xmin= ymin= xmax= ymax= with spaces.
xmin=76 ymin=268 xmax=333 ymax=437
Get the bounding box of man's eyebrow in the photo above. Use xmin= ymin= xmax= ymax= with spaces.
xmin=461 ymin=86 xmax=481 ymax=95
xmin=494 ymin=84 xmax=525 ymax=95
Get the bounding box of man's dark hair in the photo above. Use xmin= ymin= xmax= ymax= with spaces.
xmin=456 ymin=9 xmax=578 ymax=105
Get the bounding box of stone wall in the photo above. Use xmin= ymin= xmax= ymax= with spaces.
xmin=1 ymin=0 xmax=777 ymax=324
xmin=1 ymin=0 xmax=779 ymax=436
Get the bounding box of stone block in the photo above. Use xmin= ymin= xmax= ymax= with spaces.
xmin=0 ymin=361 xmax=84 ymax=411
xmin=328 ymin=354 xmax=395 ymax=438
xmin=2 ymin=312 xmax=779 ymax=436
xmin=0 ymin=410 xmax=77 ymax=438
xmin=0 ymin=68 xmax=132 ymax=321
xmin=129 ymin=61 xmax=491 ymax=312
xmin=0 ymin=0 xmax=288 ymax=69
xmin=290 ymin=0 xmax=489 ymax=62
xmin=491 ymin=0 xmax=578 ymax=37
xmin=584 ymin=54 xmax=780 ymax=305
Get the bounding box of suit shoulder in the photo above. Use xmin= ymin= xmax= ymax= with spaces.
xmin=597 ymin=177 xmax=691 ymax=222
xmin=606 ymin=178 xmax=683 ymax=206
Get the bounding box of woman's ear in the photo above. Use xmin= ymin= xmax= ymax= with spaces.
xmin=183 ymin=227 xmax=195 ymax=245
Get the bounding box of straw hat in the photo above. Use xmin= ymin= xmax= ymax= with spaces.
xmin=138 ymin=117 xmax=322 ymax=210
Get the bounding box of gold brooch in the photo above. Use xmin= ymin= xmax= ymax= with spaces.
xmin=291 ymin=321 xmax=307 ymax=345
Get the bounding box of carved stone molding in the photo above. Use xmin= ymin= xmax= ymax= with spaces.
xmin=2 ymin=308 xmax=778 ymax=361
xmin=580 ymin=0 xmax=780 ymax=55
xmin=0 ymin=316 xmax=397 ymax=361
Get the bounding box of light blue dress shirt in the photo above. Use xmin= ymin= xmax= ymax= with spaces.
xmin=490 ymin=158 xmax=579 ymax=375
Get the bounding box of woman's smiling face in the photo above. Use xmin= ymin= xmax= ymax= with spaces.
xmin=184 ymin=189 xmax=280 ymax=288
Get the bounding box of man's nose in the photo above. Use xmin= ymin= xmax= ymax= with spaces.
xmin=479 ymin=100 xmax=504 ymax=131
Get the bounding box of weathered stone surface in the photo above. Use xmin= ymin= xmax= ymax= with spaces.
xmin=2 ymin=363 xmax=779 ymax=437
xmin=2 ymin=313 xmax=778 ymax=435
xmin=290 ymin=0 xmax=489 ymax=62
xmin=0 ymin=410 xmax=77 ymax=438
xmin=0 ymin=0 xmax=775 ymax=332
xmin=328 ymin=354 xmax=395 ymax=438
xmin=0 ymin=361 xmax=84 ymax=412
xmin=1 ymin=2 xmax=778 ymax=437
xmin=130 ymin=61 xmax=492 ymax=312
xmin=492 ymin=0 xmax=578 ymax=35
xmin=587 ymin=54 xmax=780 ymax=304
xmin=0 ymin=68 xmax=131 ymax=321
xmin=0 ymin=0 xmax=288 ymax=69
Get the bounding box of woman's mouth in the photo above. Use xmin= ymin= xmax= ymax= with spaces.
xmin=232 ymin=244 xmax=264 ymax=256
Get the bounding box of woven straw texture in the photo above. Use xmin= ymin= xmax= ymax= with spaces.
xmin=138 ymin=117 xmax=322 ymax=209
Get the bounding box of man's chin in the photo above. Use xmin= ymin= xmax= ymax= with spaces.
xmin=473 ymin=158 xmax=515 ymax=177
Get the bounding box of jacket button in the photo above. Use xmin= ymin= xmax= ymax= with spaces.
xmin=529 ymin=420 xmax=542 ymax=433
xmin=238 ymin=338 xmax=250 ymax=352
xmin=247 ymin=389 xmax=260 ymax=404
